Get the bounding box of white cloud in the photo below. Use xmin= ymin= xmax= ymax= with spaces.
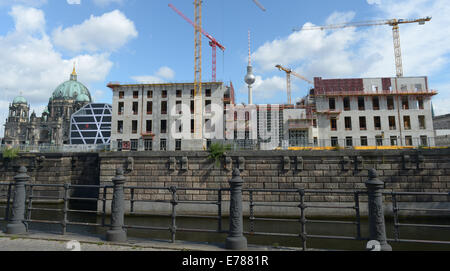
xmin=251 ymin=0 xmax=450 ymax=109
xmin=52 ymin=9 xmax=138 ymax=52
xmin=132 ymin=66 xmax=176 ymax=83
xmin=0 ymin=6 xmax=137 ymax=136
xmin=9 ymin=5 xmax=45 ymax=34
xmin=67 ymin=0 xmax=81 ymax=4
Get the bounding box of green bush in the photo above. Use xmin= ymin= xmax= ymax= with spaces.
xmin=207 ymin=143 xmax=231 ymax=167
xmin=2 ymin=147 xmax=20 ymax=160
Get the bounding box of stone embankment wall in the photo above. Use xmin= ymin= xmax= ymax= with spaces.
xmin=1 ymin=149 xmax=449 ymax=216
xmin=0 ymin=153 xmax=99 ymax=199
xmin=98 ymin=149 xmax=450 ymax=216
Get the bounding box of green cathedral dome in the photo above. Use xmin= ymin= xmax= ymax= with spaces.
xmin=13 ymin=96 xmax=27 ymax=105
xmin=51 ymin=69 xmax=92 ymax=102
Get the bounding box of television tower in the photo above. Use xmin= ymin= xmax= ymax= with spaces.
xmin=244 ymin=30 xmax=256 ymax=104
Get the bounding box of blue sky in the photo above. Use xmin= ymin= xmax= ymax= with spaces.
xmin=0 ymin=0 xmax=449 ymax=136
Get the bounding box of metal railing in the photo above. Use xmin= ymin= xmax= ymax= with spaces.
xmin=1 ymin=167 xmax=449 ymax=250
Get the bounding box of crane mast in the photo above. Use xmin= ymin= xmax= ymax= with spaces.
xmin=194 ymin=0 xmax=203 ymax=140
xmin=293 ymin=17 xmax=431 ymax=77
xmin=276 ymin=64 xmax=312 ymax=105
xmin=169 ymin=3 xmax=225 ymax=82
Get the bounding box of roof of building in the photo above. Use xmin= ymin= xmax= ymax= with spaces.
xmin=12 ymin=96 xmax=27 ymax=105
xmin=51 ymin=69 xmax=92 ymax=102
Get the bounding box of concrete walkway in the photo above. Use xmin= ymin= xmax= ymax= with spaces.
xmin=0 ymin=231 xmax=301 ymax=251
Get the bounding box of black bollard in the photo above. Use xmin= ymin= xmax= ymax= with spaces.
xmin=106 ymin=167 xmax=127 ymax=242
xmin=6 ymin=166 xmax=29 ymax=235
xmin=225 ymin=169 xmax=247 ymax=250
xmin=365 ymin=169 xmax=392 ymax=251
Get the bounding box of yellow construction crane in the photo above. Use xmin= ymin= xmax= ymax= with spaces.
xmin=293 ymin=17 xmax=432 ymax=77
xmin=194 ymin=0 xmax=203 ymax=140
xmin=276 ymin=64 xmax=312 ymax=105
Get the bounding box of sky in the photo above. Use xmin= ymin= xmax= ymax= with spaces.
xmin=0 ymin=0 xmax=449 ymax=136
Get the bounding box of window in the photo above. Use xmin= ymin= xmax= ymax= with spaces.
xmin=330 ymin=118 xmax=337 ymax=131
xmin=176 ymin=119 xmax=182 ymax=133
xmin=191 ymin=119 xmax=194 ymax=134
xmin=162 ymin=90 xmax=167 ymax=98
xmin=420 ymin=135 xmax=428 ymax=147
xmin=358 ymin=97 xmax=365 ymax=111
xmin=313 ymin=137 xmax=318 ymax=146
xmin=359 ymin=116 xmax=367 ymax=130
xmin=190 ymin=100 xmax=194 ymax=114
xmin=418 ymin=115 xmax=426 ymax=129
xmin=343 ymin=97 xmax=350 ymax=111
xmin=160 ymin=139 xmax=167 ymax=151
xmin=131 ymin=139 xmax=138 ymax=151
xmin=146 ymin=120 xmax=152 ymax=133
xmin=133 ymin=91 xmax=139 ymax=99
xmin=118 ymin=102 xmax=124 ymax=115
xmin=176 ymin=101 xmax=182 ymax=114
xmin=376 ymin=136 xmax=383 ymax=146
xmin=387 ymin=97 xmax=395 ymax=110
xmin=360 ymin=136 xmax=368 ymax=146
xmin=205 ymin=100 xmax=211 ymax=113
xmin=147 ymin=101 xmax=153 ymax=114
xmin=329 ymin=98 xmax=336 ymax=110
xmin=117 ymin=139 xmax=122 ymax=151
xmin=374 ymin=116 xmax=381 ymax=130
xmin=346 ymin=137 xmax=353 ymax=147
xmin=117 ymin=121 xmax=123 ymax=134
xmin=191 ymin=89 xmax=195 ymax=98
xmin=313 ymin=119 xmax=317 ymax=128
xmin=402 ymin=97 xmax=409 ymax=110
xmin=161 ymin=120 xmax=167 ymax=134
xmin=403 ymin=116 xmax=411 ymax=130
xmin=144 ymin=139 xmax=153 ymax=151
xmin=331 ymin=137 xmax=339 ymax=147
xmin=401 ymin=84 xmax=408 ymax=91
xmin=207 ymin=139 xmax=212 ymax=149
xmin=405 ymin=136 xmax=413 ymax=146
xmin=206 ymin=89 xmax=211 ymax=97
xmin=147 ymin=91 xmax=153 ymax=98
xmin=161 ymin=101 xmax=167 ymax=115
xmin=415 ymin=84 xmax=423 ymax=91
xmin=418 ymin=97 xmax=424 ymax=110
xmin=132 ymin=102 xmax=138 ymax=115
xmin=390 ymin=136 xmax=398 ymax=146
xmin=175 ymin=139 xmax=182 ymax=151
xmin=389 ymin=116 xmax=396 ymax=130
xmin=132 ymin=120 xmax=138 ymax=134
xmin=176 ymin=90 xmax=182 ymax=98
xmin=119 ymin=91 xmax=124 ymax=99
xmin=372 ymin=97 xmax=380 ymax=110
xmin=345 ymin=117 xmax=352 ymax=130
xmin=205 ymin=119 xmax=212 ymax=133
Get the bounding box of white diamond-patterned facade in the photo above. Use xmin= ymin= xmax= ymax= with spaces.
xmin=70 ymin=103 xmax=112 ymax=145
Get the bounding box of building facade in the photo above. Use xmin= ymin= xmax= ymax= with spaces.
xmin=2 ymin=69 xmax=93 ymax=146
xmin=108 ymin=82 xmax=233 ymax=151
xmin=313 ymin=76 xmax=437 ymax=147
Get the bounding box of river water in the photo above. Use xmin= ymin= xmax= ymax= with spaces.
xmin=1 ymin=203 xmax=449 ymax=251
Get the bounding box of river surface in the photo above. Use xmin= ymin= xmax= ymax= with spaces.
xmin=1 ymin=203 xmax=449 ymax=251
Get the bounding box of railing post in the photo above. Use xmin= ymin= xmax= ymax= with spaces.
xmin=106 ymin=167 xmax=127 ymax=242
xmin=225 ymin=169 xmax=247 ymax=250
xmin=6 ymin=166 xmax=29 ymax=235
xmin=365 ymin=169 xmax=392 ymax=251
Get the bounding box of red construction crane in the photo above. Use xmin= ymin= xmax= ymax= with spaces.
xmin=169 ymin=3 xmax=225 ymax=82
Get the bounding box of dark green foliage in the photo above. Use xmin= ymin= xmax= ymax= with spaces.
xmin=207 ymin=143 xmax=231 ymax=167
